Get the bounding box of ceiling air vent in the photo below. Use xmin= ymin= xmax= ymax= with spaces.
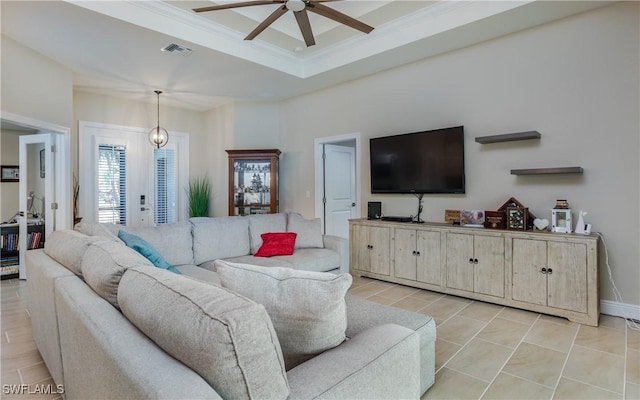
xmin=161 ymin=43 xmax=192 ymax=56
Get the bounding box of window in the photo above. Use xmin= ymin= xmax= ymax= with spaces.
xmin=97 ymin=144 xmax=127 ymax=224
xmin=154 ymin=148 xmax=177 ymax=224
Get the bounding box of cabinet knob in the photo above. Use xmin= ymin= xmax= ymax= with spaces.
xmin=547 ymin=268 xmax=553 ymax=275
xmin=469 ymin=258 xmax=474 ymax=264
xmin=473 ymin=258 xmax=479 ymax=264
xmin=412 ymin=250 xmax=416 ymax=256
xmin=416 ymin=251 xmax=421 ymax=256
xmin=541 ymin=267 xmax=547 ymax=274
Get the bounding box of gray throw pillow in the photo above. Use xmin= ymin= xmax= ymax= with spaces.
xmin=81 ymin=240 xmax=154 ymax=307
xmin=214 ymin=260 xmax=352 ymax=369
xmin=118 ymin=266 xmax=289 ymax=400
xmin=44 ymin=229 xmax=105 ymax=277
xmin=287 ymin=212 xmax=324 ymax=249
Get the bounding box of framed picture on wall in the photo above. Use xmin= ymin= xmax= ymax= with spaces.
xmin=40 ymin=149 xmax=45 ymax=178
xmin=1 ymin=165 xmax=20 ymax=182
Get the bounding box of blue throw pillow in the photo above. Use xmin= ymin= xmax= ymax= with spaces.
xmin=117 ymin=230 xmax=181 ymax=274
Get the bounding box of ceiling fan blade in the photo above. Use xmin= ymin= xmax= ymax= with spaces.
xmin=194 ymin=1 xmax=283 ymax=13
xmin=307 ymin=2 xmax=374 ymax=34
xmin=294 ymin=9 xmax=316 ymax=47
xmin=245 ymin=5 xmax=288 ymax=40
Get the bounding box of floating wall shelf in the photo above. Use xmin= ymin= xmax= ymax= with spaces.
xmin=475 ymin=131 xmax=541 ymax=144
xmin=511 ymin=167 xmax=583 ymax=175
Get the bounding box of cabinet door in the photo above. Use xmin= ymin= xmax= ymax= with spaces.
xmin=350 ymin=224 xmax=370 ymax=272
xmin=369 ymin=226 xmax=391 ymax=276
xmin=547 ymin=242 xmax=587 ymax=313
xmin=394 ymin=228 xmax=417 ymax=280
xmin=446 ymin=233 xmax=474 ymax=292
xmin=512 ymin=238 xmax=547 ymax=306
xmin=474 ymin=235 xmax=505 ymax=297
xmin=417 ymin=230 xmax=441 ymax=286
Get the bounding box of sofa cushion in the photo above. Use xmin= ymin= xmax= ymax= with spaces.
xmin=221 ymin=255 xmax=293 ymax=269
xmin=74 ymin=221 xmax=121 ymax=242
xmin=81 ymin=240 xmax=154 ymax=308
xmin=345 ymin=294 xmax=436 ymax=395
xmin=272 ymin=248 xmax=340 ymax=273
xmin=248 ymin=213 xmax=287 ymax=254
xmin=44 ymin=229 xmax=104 ymax=277
xmin=254 ymin=232 xmax=297 ymax=257
xmin=190 ymin=216 xmax=250 ymax=264
xmin=214 ymin=260 xmax=352 ymax=369
xmin=118 ymin=222 xmax=193 ymax=266
xmin=175 ymin=265 xmax=221 ymax=285
xmin=287 ymin=212 xmax=324 ymax=249
xmin=117 ymin=230 xmax=181 ymax=274
xmin=118 ymin=266 xmax=289 ymax=400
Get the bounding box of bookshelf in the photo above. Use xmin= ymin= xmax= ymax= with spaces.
xmin=1 ymin=224 xmax=45 ymax=279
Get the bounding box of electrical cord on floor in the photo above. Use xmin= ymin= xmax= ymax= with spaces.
xmin=596 ymin=232 xmax=639 ymax=330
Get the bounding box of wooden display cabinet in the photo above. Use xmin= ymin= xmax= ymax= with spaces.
xmin=226 ymin=149 xmax=280 ymax=216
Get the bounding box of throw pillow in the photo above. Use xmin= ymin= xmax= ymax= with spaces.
xmin=117 ymin=230 xmax=181 ymax=274
xmin=287 ymin=212 xmax=324 ymax=249
xmin=254 ymin=232 xmax=297 ymax=257
xmin=118 ymin=266 xmax=290 ymax=400
xmin=214 ymin=260 xmax=352 ymax=370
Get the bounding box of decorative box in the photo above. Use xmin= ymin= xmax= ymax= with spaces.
xmin=483 ymin=211 xmax=505 ymax=229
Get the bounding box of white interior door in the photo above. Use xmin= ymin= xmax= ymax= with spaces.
xmin=324 ymin=144 xmax=356 ymax=238
xmin=18 ymin=133 xmax=53 ymax=279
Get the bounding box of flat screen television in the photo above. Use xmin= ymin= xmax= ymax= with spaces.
xmin=370 ymin=126 xmax=465 ymax=194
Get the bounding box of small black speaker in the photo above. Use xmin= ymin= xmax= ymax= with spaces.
xmin=368 ymin=202 xmax=382 ymax=220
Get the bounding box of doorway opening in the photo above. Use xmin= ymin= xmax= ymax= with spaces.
xmin=314 ymin=133 xmax=361 ymax=239
xmin=1 ymin=111 xmax=71 ymax=279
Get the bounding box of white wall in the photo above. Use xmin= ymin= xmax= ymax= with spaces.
xmin=277 ymin=2 xmax=639 ymax=306
xmin=1 ymin=35 xmax=73 ymax=128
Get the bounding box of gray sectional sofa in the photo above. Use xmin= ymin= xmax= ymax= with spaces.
xmin=26 ymin=213 xmax=436 ymax=399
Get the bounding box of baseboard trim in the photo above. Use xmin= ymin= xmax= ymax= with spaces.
xmin=600 ymin=299 xmax=640 ymax=321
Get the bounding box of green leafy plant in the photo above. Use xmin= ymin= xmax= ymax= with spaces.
xmin=187 ymin=176 xmax=211 ymax=217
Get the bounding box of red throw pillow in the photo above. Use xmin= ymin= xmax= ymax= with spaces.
xmin=254 ymin=232 xmax=297 ymax=257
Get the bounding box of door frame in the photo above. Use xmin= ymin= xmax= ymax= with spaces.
xmin=1 ymin=112 xmax=70 ymax=229
xmin=2 ymin=110 xmax=71 ymax=279
xmin=313 ymin=132 xmax=362 ymax=234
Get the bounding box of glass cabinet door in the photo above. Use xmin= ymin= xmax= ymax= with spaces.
xmin=226 ymin=149 xmax=280 ymax=216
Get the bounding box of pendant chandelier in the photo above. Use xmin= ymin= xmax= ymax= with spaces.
xmin=149 ymin=90 xmax=169 ymax=148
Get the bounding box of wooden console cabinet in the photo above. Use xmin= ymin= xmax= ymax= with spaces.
xmin=349 ymin=219 xmax=599 ymax=326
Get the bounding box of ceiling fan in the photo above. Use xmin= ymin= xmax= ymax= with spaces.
xmin=193 ymin=0 xmax=374 ymax=47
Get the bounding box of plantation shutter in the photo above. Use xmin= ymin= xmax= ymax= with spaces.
xmin=154 ymin=148 xmax=177 ymax=224
xmin=97 ymin=144 xmax=127 ymax=224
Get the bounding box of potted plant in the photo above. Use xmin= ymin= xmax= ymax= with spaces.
xmin=187 ymin=176 xmax=211 ymax=217
xmin=73 ymin=174 xmax=82 ymax=225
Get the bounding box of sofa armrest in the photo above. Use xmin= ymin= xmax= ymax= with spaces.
xmin=322 ymin=235 xmax=349 ymax=274
xmin=287 ymin=324 xmax=420 ymax=399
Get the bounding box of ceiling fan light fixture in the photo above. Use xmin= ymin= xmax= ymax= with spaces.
xmin=148 ymin=90 xmax=169 ymax=149
xmin=286 ymin=0 xmax=305 ymax=12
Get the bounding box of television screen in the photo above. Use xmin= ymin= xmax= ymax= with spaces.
xmin=370 ymin=126 xmax=465 ymax=194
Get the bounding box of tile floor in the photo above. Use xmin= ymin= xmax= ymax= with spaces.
xmin=1 ymin=276 xmax=639 ymax=399
xmin=349 ymin=276 xmax=640 ymax=400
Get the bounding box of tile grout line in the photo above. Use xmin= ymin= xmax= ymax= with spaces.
xmin=550 ymin=318 xmax=581 ymax=399
xmin=500 ymin=370 xmax=556 ymax=392
xmin=436 ymin=300 xmax=496 ymax=375
xmin=560 ymin=375 xmax=624 ymax=396
xmin=477 ymin=313 xmax=542 ymax=400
